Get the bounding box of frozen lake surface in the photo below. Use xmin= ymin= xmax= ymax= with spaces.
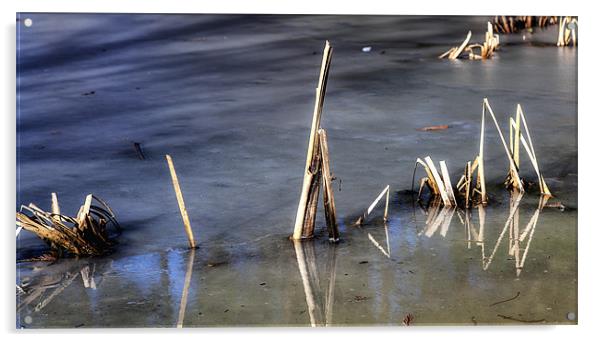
xmin=16 ymin=14 xmax=577 ymax=327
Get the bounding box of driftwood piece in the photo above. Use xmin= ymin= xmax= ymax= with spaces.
xmin=166 ymin=155 xmax=196 ymax=249
xmin=318 ymin=129 xmax=339 ymax=242
xmin=417 ymin=125 xmax=449 ymax=131
xmin=293 ymin=41 xmax=333 ymax=240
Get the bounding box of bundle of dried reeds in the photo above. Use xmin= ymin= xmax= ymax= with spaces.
xmin=557 ymin=16 xmax=578 ymax=47
xmin=492 ymin=16 xmax=559 ymax=34
xmin=466 ymin=22 xmax=500 ymax=60
xmin=440 ymin=23 xmax=500 ymax=60
xmin=456 ymin=99 xmax=552 ymax=207
xmin=292 ymin=41 xmax=339 ymax=242
xmin=16 ymin=194 xmax=119 ymax=257
xmin=412 ymin=157 xmax=456 ymax=207
xmin=505 ymin=104 xmax=552 ymax=195
xmin=412 ymin=99 xmax=552 ymax=209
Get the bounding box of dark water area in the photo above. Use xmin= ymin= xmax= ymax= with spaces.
xmin=16 ymin=14 xmax=577 ymax=327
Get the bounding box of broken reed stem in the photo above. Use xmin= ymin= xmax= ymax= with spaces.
xmin=301 ymin=152 xmax=323 ymax=238
xmin=355 ymin=185 xmax=390 ymax=225
xmin=318 ymin=129 xmax=339 ymax=241
xmin=76 ymin=194 xmax=92 ymax=227
xmin=424 ymin=157 xmax=451 ymax=206
xmin=478 ymin=101 xmax=488 ymax=203
xmin=483 ymin=98 xmax=523 ymax=192
xmin=51 ymin=192 xmax=61 ymax=223
xmin=51 ymin=193 xmax=60 ymax=216
xmin=451 ymin=31 xmax=472 ymax=59
xmin=166 ymin=155 xmax=196 ymax=249
xmin=464 ymin=161 xmax=472 ymax=208
xmin=293 ymin=41 xmax=333 ymax=240
xmin=384 ymin=186 xmax=390 ymax=222
xmin=414 ymin=157 xmax=456 ymax=208
xmin=439 ymin=160 xmax=457 ymax=207
xmin=414 ymin=158 xmax=439 ymax=197
xmin=440 ymin=31 xmax=472 ymax=60
xmin=509 ymin=105 xmax=552 ymax=195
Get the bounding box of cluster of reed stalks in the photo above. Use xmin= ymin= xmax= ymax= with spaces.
xmin=413 ymin=98 xmax=552 ymax=209
xmin=292 ymin=41 xmax=339 ymax=242
xmin=557 ymin=16 xmax=578 ymax=46
xmin=16 ymin=194 xmax=119 ymax=256
xmin=492 ymin=16 xmax=559 ymax=34
xmin=413 ymin=157 xmax=456 ymax=207
xmin=440 ymin=22 xmax=500 ymax=60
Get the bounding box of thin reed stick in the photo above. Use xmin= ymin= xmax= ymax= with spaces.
xmin=166 ymin=155 xmax=196 ymax=249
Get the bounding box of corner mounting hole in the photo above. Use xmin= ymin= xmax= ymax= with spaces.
xmin=567 ymin=312 xmax=576 ymax=321
xmin=24 ymin=18 xmax=32 ymax=27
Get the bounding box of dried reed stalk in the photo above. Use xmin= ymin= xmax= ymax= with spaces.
xmin=493 ymin=16 xmax=559 ymax=34
xmin=467 ymin=22 xmax=500 ymax=60
xmin=293 ymin=41 xmax=333 ymax=240
xmin=439 ymin=31 xmax=472 ymax=60
xmin=166 ymin=154 xmax=196 ymax=249
xmin=456 ymin=99 xmax=552 ymax=207
xmin=413 ymin=157 xmax=455 ymax=207
xmin=355 ymin=185 xmax=390 ymax=226
xmin=318 ymin=129 xmax=339 ymax=242
xmin=483 ymin=98 xmax=524 ymax=192
xmin=16 ymin=194 xmax=119 ymax=257
xmin=508 ymin=105 xmax=552 ymax=195
xmin=557 ymin=16 xmax=578 ymax=47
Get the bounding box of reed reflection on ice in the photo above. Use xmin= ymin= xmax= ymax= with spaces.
xmin=416 ymin=192 xmax=550 ymax=277
xmin=293 ymin=241 xmax=337 ymax=327
xmin=176 ymin=248 xmax=196 ymax=328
